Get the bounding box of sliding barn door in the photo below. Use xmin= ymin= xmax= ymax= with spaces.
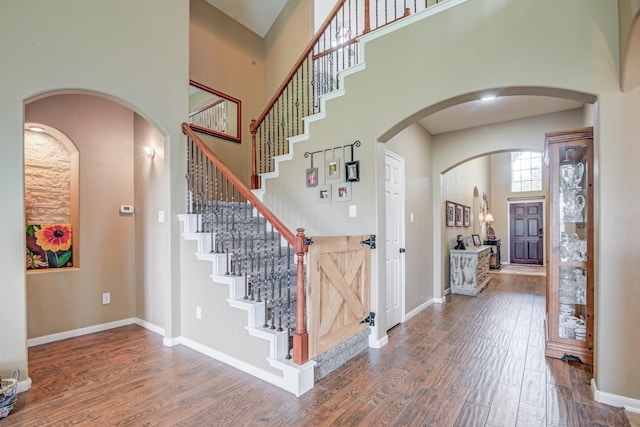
xmin=307 ymin=235 xmax=371 ymax=359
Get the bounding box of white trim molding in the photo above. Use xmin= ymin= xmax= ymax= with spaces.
xmin=591 ymin=378 xmax=640 ymax=412
xmin=405 ymin=299 xmax=435 ymax=321
xmin=27 ymin=317 xmax=139 ymax=347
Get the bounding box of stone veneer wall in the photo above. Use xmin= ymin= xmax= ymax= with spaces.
xmin=24 ymin=130 xmax=71 ymax=224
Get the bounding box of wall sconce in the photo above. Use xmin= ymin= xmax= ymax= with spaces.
xmin=485 ymin=213 xmax=495 ymax=239
xmin=144 ymin=146 xmax=155 ymax=159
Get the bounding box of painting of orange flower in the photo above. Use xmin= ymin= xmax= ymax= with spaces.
xmin=26 ymin=224 xmax=72 ymax=269
xmin=34 ymin=224 xmax=72 ymax=252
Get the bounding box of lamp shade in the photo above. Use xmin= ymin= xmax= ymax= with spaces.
xmin=484 ymin=213 xmax=494 ymax=223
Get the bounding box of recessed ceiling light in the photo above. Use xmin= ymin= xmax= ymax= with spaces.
xmin=481 ymin=95 xmax=497 ymax=102
xmin=29 ymin=126 xmax=45 ymax=132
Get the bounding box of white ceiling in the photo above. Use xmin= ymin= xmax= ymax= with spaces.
xmin=419 ymin=96 xmax=583 ymax=135
xmin=205 ymin=0 xmax=289 ymax=37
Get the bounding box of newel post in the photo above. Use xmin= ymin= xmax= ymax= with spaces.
xmin=293 ymin=228 xmax=309 ymax=365
xmin=363 ymin=0 xmax=371 ymax=34
xmin=250 ymin=119 xmax=259 ymax=190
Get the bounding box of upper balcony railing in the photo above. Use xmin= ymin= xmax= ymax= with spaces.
xmin=250 ymin=0 xmax=445 ymax=188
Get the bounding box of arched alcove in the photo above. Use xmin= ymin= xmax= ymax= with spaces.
xmin=24 ymin=123 xmax=79 ymax=269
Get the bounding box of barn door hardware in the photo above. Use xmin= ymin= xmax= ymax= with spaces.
xmin=360 ymin=234 xmax=376 ymax=249
xmin=361 ymin=312 xmax=376 ymax=327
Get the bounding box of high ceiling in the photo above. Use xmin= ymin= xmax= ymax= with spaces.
xmin=205 ymin=0 xmax=289 ymax=37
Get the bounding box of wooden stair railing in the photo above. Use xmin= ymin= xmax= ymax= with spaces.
xmin=250 ymin=0 xmax=444 ymax=189
xmin=182 ymin=123 xmax=309 ymax=365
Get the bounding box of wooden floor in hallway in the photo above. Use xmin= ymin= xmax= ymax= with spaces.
xmin=8 ymin=273 xmax=630 ymax=426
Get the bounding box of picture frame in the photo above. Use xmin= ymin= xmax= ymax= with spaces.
xmin=306 ymin=167 xmax=318 ymax=188
xmin=455 ymin=204 xmax=464 ymax=227
xmin=472 ymin=234 xmax=481 ymax=247
xmin=317 ymin=184 xmax=331 ymax=203
xmin=463 ymin=205 xmax=470 ymax=227
xmin=334 ymin=182 xmax=351 ymax=202
xmin=327 ymin=157 xmax=342 ymax=181
xmin=446 ymin=200 xmax=455 ymax=227
xmin=465 ymin=236 xmax=474 ymax=247
xmin=345 ymin=160 xmax=360 ymax=182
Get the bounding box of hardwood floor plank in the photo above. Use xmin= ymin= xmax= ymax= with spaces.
xmin=547 ymin=384 xmax=580 ymax=427
xmin=453 ymin=401 xmax=490 ymax=427
xmin=391 ymin=386 xmax=440 ymax=426
xmin=421 ymin=382 xmax=471 ymax=427
xmin=520 ymin=368 xmax=546 ymax=408
xmin=516 ymin=401 xmax=546 ymax=426
xmin=485 ymin=383 xmax=520 ymax=426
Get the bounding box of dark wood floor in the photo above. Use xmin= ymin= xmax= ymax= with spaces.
xmin=9 ymin=273 xmax=629 ymax=426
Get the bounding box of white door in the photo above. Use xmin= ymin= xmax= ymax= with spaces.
xmin=385 ymin=151 xmax=405 ymax=330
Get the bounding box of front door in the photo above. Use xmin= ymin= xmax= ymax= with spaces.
xmin=510 ymin=201 xmax=543 ymax=265
xmin=385 ymin=151 xmax=405 ymax=330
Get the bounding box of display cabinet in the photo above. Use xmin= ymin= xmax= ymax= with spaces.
xmin=544 ymin=127 xmax=593 ymax=364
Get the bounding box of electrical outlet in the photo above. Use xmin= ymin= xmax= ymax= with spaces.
xmin=196 ymin=306 xmax=202 ymax=319
xmin=102 ymin=292 xmax=110 ymax=305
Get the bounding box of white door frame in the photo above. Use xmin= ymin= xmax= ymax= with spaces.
xmin=384 ymin=149 xmax=406 ymax=330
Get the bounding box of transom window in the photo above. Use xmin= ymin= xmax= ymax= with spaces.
xmin=511 ymin=151 xmax=542 ymax=192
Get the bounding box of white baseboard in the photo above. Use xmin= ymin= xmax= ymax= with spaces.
xmin=134 ymin=318 xmax=165 ymax=336
xmin=17 ymin=377 xmax=32 ymax=394
xmin=404 ymin=299 xmax=434 ymax=321
xmin=591 ymin=378 xmax=640 ymax=412
xmin=369 ymin=333 xmax=388 ymax=349
xmin=179 ymin=336 xmax=284 ymax=388
xmin=27 ymin=317 xmax=139 ymax=347
xmin=163 ymin=336 xmax=182 ymax=347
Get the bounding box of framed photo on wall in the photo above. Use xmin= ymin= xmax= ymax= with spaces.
xmin=446 ymin=200 xmax=455 ymax=227
xmin=306 ymin=167 xmax=318 ymax=188
xmin=345 ymin=160 xmax=360 ymax=182
xmin=334 ymin=182 xmax=351 ymax=202
xmin=455 ymin=204 xmax=464 ymax=227
xmin=463 ymin=205 xmax=470 ymax=227
xmin=317 ymin=184 xmax=331 ymax=203
xmin=327 ymin=157 xmax=342 ymax=181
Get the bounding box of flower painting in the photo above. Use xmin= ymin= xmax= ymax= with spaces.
xmin=26 ymin=224 xmax=73 ymax=269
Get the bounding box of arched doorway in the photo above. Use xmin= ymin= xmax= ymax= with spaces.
xmin=23 ymin=92 xmax=167 ymax=347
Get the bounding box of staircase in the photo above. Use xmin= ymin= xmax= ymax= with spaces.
xmin=177 ymin=0 xmax=455 ymax=397
xmin=177 ymin=212 xmax=315 ymax=397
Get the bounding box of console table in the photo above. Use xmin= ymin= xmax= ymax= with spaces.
xmin=449 ymin=246 xmax=491 ymax=296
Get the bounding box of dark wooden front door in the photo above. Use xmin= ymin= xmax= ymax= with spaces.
xmin=510 ymin=202 xmax=543 ymax=265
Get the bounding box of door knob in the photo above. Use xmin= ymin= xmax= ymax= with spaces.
xmin=399 ymin=248 xmax=406 ymax=253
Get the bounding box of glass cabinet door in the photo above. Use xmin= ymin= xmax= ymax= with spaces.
xmin=556 ymin=144 xmax=589 ymax=342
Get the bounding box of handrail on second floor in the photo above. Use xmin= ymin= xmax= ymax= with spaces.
xmin=250 ymin=0 xmax=443 ymax=189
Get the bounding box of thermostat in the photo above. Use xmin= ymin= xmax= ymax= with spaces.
xmin=120 ymin=205 xmax=134 ymax=214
